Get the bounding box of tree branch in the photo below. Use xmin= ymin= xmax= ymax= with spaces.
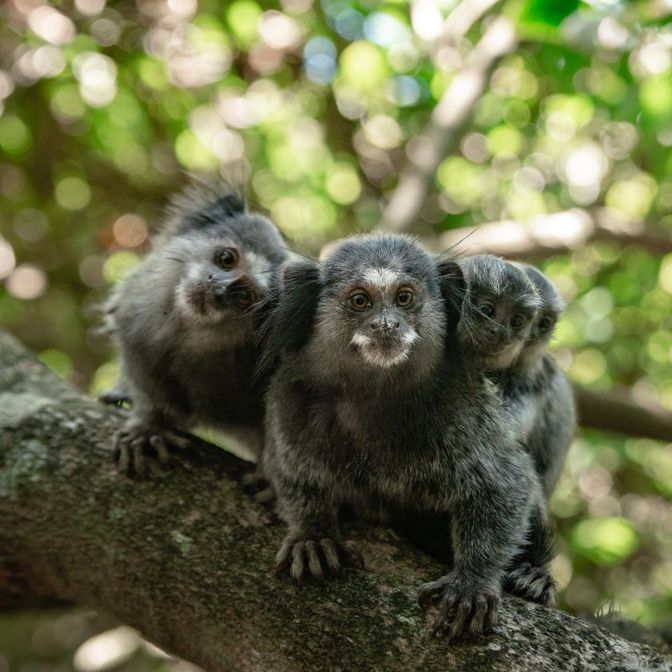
xmin=423 ymin=208 xmax=672 ymax=259
xmin=433 ymin=0 xmax=502 ymax=45
xmin=0 ymin=331 xmax=669 ymax=671
xmin=574 ymin=386 xmax=672 ymax=444
xmin=379 ymin=15 xmax=518 ymax=233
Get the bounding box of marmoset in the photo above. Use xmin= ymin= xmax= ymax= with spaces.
xmin=458 ymin=255 xmax=575 ymax=496
xmin=503 ymin=263 xmax=576 ymax=497
xmin=105 ymin=178 xmax=287 ymax=475
xmin=451 ymin=254 xmax=576 ymax=604
xmin=457 ymin=254 xmax=542 ymax=371
xmin=262 ymin=233 xmax=546 ymax=640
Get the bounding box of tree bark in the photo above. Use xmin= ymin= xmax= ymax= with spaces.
xmin=0 ymin=332 xmax=670 ymax=672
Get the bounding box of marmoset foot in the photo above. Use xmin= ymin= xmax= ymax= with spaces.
xmin=419 ymin=573 xmax=499 ymax=641
xmin=114 ymin=425 xmax=193 ymax=477
xmin=504 ymin=562 xmax=556 ymax=606
xmin=274 ymin=535 xmax=364 ymax=583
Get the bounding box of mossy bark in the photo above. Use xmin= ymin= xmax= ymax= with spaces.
xmin=0 ymin=331 xmax=669 ymax=672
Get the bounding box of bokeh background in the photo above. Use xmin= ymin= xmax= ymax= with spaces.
xmin=1 ymin=0 xmax=672 ymax=668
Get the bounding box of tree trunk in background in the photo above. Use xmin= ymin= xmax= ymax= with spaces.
xmin=0 ymin=332 xmax=670 ymax=672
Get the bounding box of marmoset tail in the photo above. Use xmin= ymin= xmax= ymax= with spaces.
xmin=262 ymin=233 xmax=546 ymax=640
xmin=105 ymin=176 xmax=287 ymax=475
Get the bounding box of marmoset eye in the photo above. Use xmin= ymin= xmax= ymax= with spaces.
xmin=479 ymin=302 xmax=495 ymax=318
xmin=510 ymin=314 xmax=525 ymax=329
xmin=395 ymin=289 xmax=414 ymax=307
xmin=215 ymin=247 xmax=238 ymax=269
xmin=349 ymin=292 xmax=372 ymax=311
xmin=538 ymin=316 xmax=554 ymax=333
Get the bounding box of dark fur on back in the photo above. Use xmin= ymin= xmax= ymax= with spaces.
xmin=256 ymin=260 xmax=322 ymax=383
xmin=262 ymin=233 xmax=546 ymax=638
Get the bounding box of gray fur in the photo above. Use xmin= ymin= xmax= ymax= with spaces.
xmin=263 ymin=234 xmax=544 ymax=640
xmin=458 ymin=255 xmax=542 ymax=372
xmin=504 ymin=262 xmax=576 ymax=498
xmin=456 ymin=256 xmax=575 ymax=496
xmin=105 ymin=176 xmax=287 ymax=475
xmin=455 ymin=256 xmax=575 ymax=605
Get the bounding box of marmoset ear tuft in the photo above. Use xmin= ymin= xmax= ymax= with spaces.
xmin=160 ymin=173 xmax=248 ymax=239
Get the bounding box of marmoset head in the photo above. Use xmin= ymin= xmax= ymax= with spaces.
xmin=264 ymin=234 xmax=464 ymax=386
xmin=516 ymin=263 xmax=564 ymax=368
xmin=458 ymin=255 xmax=541 ymax=371
xmin=157 ymin=181 xmax=286 ymax=331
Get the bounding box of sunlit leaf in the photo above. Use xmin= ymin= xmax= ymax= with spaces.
xmin=518 ymin=0 xmax=580 ymax=28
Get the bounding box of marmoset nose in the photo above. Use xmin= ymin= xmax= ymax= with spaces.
xmin=371 ymin=317 xmax=400 ymax=332
xmin=485 ymin=323 xmax=504 ymax=337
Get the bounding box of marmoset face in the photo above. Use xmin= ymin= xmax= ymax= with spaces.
xmin=311 ymin=235 xmax=447 ymax=376
xmin=165 ymin=216 xmax=285 ymax=328
xmin=518 ymin=264 xmax=564 ymax=365
xmin=459 ymin=255 xmax=541 ymax=371
xmin=339 ymin=271 xmax=424 ymax=369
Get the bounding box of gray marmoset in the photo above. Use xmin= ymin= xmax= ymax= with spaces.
xmin=457 ymin=254 xmax=542 ymax=372
xmin=453 ymin=254 xmax=575 ymax=604
xmin=504 ymin=263 xmax=576 ymax=497
xmin=104 ymin=178 xmax=287 ymax=475
xmin=396 ymin=254 xmax=558 ymax=606
xmin=457 ymin=255 xmax=575 ymax=496
xmin=261 ymin=233 xmax=546 ymax=640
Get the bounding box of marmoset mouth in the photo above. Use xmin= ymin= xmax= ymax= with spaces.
xmin=183 ymin=282 xmax=224 ymax=313
xmin=183 ymin=280 xmax=260 ymax=316
xmin=351 ymin=333 xmax=413 ymax=368
xmin=226 ymin=278 xmax=260 ymax=310
xmin=479 ymin=342 xmax=508 ymax=356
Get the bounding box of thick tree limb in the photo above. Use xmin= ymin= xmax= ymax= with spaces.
xmin=379 ymin=16 xmax=518 ymax=233
xmin=0 ymin=332 xmax=670 ymax=672
xmin=574 ymin=386 xmax=672 ymax=444
xmin=423 ymin=208 xmax=672 ymax=259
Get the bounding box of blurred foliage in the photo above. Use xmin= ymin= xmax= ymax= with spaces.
xmin=1 ymin=0 xmax=672 ymax=667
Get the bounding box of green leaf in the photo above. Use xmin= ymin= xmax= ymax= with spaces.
xmin=519 ymin=0 xmax=580 ymax=27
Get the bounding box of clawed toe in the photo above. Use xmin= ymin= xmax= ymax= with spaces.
xmin=420 ymin=574 xmax=499 ymax=641
xmin=418 ymin=576 xmax=450 ymax=609
xmin=254 ymin=487 xmax=276 ymax=504
xmin=274 ymin=537 xmax=364 ymax=583
xmin=114 ymin=427 xmax=193 ymax=477
xmin=242 ymin=470 xmax=268 ymax=490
